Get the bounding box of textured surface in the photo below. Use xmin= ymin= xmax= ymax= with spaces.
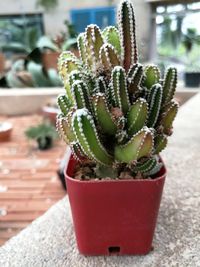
xmin=0 ymin=88 xmax=64 ymax=115
xmin=0 ymin=115 xmax=65 ymax=245
xmin=0 ymin=94 xmax=200 ymax=266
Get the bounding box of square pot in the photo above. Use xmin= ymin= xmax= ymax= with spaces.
xmin=65 ymin=155 xmax=166 ymax=256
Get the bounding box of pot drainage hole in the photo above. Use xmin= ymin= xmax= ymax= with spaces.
xmin=108 ymin=246 xmax=120 ymax=255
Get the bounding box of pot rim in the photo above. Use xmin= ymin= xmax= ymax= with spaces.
xmin=65 ymin=155 xmax=166 ymax=185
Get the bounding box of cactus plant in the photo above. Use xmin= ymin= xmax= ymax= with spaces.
xmin=57 ymin=0 xmax=179 ymax=179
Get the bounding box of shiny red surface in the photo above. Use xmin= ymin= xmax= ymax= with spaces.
xmin=65 ymin=156 xmax=166 ymax=255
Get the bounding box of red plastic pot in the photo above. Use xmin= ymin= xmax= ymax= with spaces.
xmin=65 ymin=155 xmax=166 ymax=256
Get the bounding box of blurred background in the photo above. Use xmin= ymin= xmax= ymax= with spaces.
xmin=0 ymin=0 xmax=200 ymax=88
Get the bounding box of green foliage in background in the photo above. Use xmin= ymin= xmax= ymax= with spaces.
xmin=36 ymin=0 xmax=58 ymax=11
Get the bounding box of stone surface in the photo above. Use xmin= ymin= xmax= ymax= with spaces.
xmin=0 ymin=89 xmax=197 ymax=116
xmin=0 ymin=94 xmax=200 ymax=266
xmin=0 ymin=88 xmax=64 ymax=115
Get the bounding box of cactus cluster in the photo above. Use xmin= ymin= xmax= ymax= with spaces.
xmin=57 ymin=0 xmax=179 ymax=178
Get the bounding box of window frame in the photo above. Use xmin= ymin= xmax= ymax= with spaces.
xmin=70 ymin=6 xmax=116 ymax=33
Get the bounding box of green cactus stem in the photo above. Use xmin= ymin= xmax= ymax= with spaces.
xmin=127 ymin=98 xmax=148 ymax=136
xmin=145 ymin=162 xmax=163 ymax=177
xmin=85 ymin=24 xmax=104 ymax=71
xmin=100 ymin=43 xmax=121 ymax=71
xmin=93 ymin=93 xmax=117 ymax=135
xmin=162 ymin=67 xmax=177 ymax=105
xmin=111 ymin=66 xmax=130 ymax=114
xmin=63 ymin=82 xmax=74 ymax=102
xmin=58 ymin=51 xmax=78 ymax=64
xmin=143 ymin=65 xmax=160 ymax=90
xmin=127 ymin=63 xmax=143 ymax=94
xmin=114 ymin=127 xmax=153 ymax=163
xmin=58 ymin=51 xmax=80 ymax=81
xmin=72 ymin=108 xmax=113 ymax=165
xmin=102 ymin=26 xmax=121 ymax=56
xmin=118 ymin=0 xmax=138 ymax=71
xmin=57 ymin=94 xmax=72 ymax=116
xmin=154 ymin=134 xmax=168 ymax=154
xmin=71 ymin=141 xmax=86 ymax=161
xmin=160 ymin=100 xmax=179 ymax=135
xmin=57 ymin=112 xmax=76 ymax=144
xmin=95 ymin=76 xmax=107 ymax=94
xmin=71 ymin=81 xmax=91 ymax=111
xmin=133 ymin=157 xmax=157 ymax=173
xmin=77 ymin=33 xmax=87 ymax=65
xmin=147 ymin=84 xmax=163 ymax=128
xmin=69 ymin=70 xmax=84 ymax=86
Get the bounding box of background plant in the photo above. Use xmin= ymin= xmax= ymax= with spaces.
xmin=25 ymin=121 xmax=58 ymax=149
xmin=36 ymin=0 xmax=58 ymax=11
xmin=57 ymin=0 xmax=179 ymax=179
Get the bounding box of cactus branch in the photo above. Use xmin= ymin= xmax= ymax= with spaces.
xmin=118 ymin=0 xmax=138 ymax=71
xmin=85 ymin=24 xmax=104 ymax=72
xmin=128 ymin=63 xmax=143 ymax=94
xmin=102 ymin=26 xmax=121 ymax=56
xmin=93 ymin=93 xmax=117 ymax=135
xmin=56 ymin=112 xmax=76 ymax=144
xmin=147 ymin=84 xmax=163 ymax=128
xmin=127 ymin=98 xmax=148 ymax=136
xmin=100 ymin=43 xmax=121 ymax=71
xmin=77 ymin=33 xmax=87 ymax=65
xmin=160 ymin=100 xmax=179 ymax=135
xmin=154 ymin=134 xmax=168 ymax=154
xmin=133 ymin=157 xmax=157 ymax=173
xmin=111 ymin=66 xmax=130 ymax=114
xmin=70 ymin=141 xmax=86 ymax=161
xmin=72 ymin=108 xmax=113 ymax=165
xmin=143 ymin=65 xmax=160 ymax=90
xmin=71 ymin=81 xmax=89 ymax=109
xmin=114 ymin=127 xmax=153 ymax=163
xmin=162 ymin=67 xmax=177 ymax=105
xmin=57 ymin=94 xmax=72 ymax=116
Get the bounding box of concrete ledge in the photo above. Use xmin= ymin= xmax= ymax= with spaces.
xmin=0 ymin=88 xmax=64 ymax=116
xmin=175 ymin=90 xmax=199 ymax=106
xmin=0 ymin=94 xmax=200 ymax=267
xmin=0 ymin=87 xmax=199 ymax=116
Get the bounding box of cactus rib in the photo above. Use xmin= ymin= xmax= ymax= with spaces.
xmin=111 ymin=66 xmax=130 ymax=114
xmin=72 ymin=108 xmax=113 ymax=165
xmin=147 ymin=84 xmax=163 ymax=128
xmin=118 ymin=0 xmax=138 ymax=71
xmin=114 ymin=127 xmax=153 ymax=163
xmin=127 ymin=98 xmax=148 ymax=135
xmin=162 ymin=67 xmax=177 ymax=105
xmin=134 ymin=157 xmax=157 ymax=173
xmin=93 ymin=93 xmax=117 ymax=135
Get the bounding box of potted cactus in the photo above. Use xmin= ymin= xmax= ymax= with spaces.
xmin=56 ymin=0 xmax=179 ymax=255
